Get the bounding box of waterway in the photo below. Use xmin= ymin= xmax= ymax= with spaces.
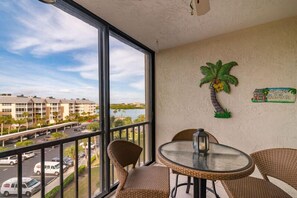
xmin=110 ymin=109 xmax=145 ymax=120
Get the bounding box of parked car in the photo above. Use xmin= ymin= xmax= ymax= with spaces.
xmin=34 ymin=161 xmax=67 ymax=176
xmin=0 ymin=177 xmax=40 ymax=197
xmin=22 ymin=152 xmax=36 ymax=160
xmin=79 ymin=142 xmax=95 ymax=150
xmin=73 ymin=127 xmax=81 ymax=132
xmin=51 ymin=157 xmax=74 ymax=167
xmin=0 ymin=156 xmax=18 ymax=166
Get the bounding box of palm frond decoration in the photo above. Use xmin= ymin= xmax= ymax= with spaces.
xmin=199 ymin=60 xmax=238 ymax=118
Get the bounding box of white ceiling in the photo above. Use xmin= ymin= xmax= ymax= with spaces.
xmin=74 ymin=0 xmax=297 ymax=51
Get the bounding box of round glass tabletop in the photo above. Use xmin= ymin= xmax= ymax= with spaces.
xmin=159 ymin=141 xmax=252 ymax=173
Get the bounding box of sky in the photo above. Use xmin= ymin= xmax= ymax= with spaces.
xmin=0 ymin=0 xmax=145 ymax=104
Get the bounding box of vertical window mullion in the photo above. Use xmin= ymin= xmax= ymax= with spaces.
xmin=102 ymin=25 xmax=111 ymax=193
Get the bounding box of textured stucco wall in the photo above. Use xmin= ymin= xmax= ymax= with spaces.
xmin=156 ymin=16 xmax=297 ymax=194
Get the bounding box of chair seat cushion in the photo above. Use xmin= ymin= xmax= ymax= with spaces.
xmin=222 ymin=176 xmax=291 ymax=198
xmin=117 ymin=166 xmax=170 ymax=198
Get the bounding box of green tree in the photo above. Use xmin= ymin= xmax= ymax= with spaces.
xmin=0 ymin=116 xmax=12 ymax=136
xmin=199 ymin=60 xmax=238 ymax=118
xmin=53 ymin=112 xmax=60 ymax=124
xmin=0 ymin=116 xmax=5 ymax=136
xmin=134 ymin=114 xmax=145 ymax=123
xmin=35 ymin=114 xmax=41 ymax=127
xmin=64 ymin=145 xmax=83 ymax=178
xmin=86 ymin=122 xmax=100 ymax=159
xmin=39 ymin=118 xmax=47 ymax=128
xmin=4 ymin=115 xmax=13 ymax=134
xmin=22 ymin=112 xmax=30 ymax=130
xmin=13 ymin=118 xmax=26 ymax=132
xmin=114 ymin=119 xmax=124 ymax=127
xmin=65 ymin=115 xmax=70 ymax=122
xmin=110 ymin=116 xmax=116 ymax=128
xmin=87 ymin=122 xmax=99 ymax=132
xmin=123 ymin=117 xmax=132 ymax=125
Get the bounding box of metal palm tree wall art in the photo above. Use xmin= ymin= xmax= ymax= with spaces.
xmin=199 ymin=60 xmax=238 ymax=118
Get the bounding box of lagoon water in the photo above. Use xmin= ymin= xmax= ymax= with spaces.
xmin=110 ymin=109 xmax=145 ymax=120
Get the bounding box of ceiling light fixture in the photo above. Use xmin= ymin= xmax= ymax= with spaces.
xmin=39 ymin=0 xmax=56 ymax=4
xmin=190 ymin=0 xmax=210 ymax=16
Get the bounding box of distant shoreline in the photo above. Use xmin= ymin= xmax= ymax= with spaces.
xmin=110 ymin=103 xmax=145 ymax=109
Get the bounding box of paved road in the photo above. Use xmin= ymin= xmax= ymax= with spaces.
xmin=0 ymin=123 xmax=98 ymax=197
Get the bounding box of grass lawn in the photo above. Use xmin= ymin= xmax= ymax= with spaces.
xmin=63 ymin=166 xmax=100 ymax=198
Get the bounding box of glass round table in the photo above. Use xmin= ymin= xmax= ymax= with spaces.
xmin=157 ymin=141 xmax=255 ymax=198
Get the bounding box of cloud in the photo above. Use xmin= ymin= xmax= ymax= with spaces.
xmin=0 ymin=57 xmax=99 ymax=102
xmin=7 ymin=0 xmax=97 ymax=56
xmin=110 ymin=90 xmax=145 ymax=103
xmin=129 ymin=80 xmax=145 ymax=90
xmin=110 ymin=41 xmax=145 ymax=82
xmin=0 ymin=1 xmax=145 ymax=103
xmin=59 ymin=53 xmax=99 ymax=80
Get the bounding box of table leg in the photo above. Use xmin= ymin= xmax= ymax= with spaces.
xmin=194 ymin=178 xmax=207 ymax=198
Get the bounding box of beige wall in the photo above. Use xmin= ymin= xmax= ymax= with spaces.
xmin=156 ymin=16 xmax=297 ymax=194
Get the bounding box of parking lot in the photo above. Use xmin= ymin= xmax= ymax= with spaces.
xmin=0 ymin=124 xmax=97 ymax=197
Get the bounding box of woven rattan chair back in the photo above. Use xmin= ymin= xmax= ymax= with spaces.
xmin=251 ymin=148 xmax=297 ymax=190
xmin=107 ymin=140 xmax=142 ymax=190
xmin=172 ymin=128 xmax=219 ymax=143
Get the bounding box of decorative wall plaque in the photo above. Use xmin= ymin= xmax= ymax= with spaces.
xmin=199 ymin=60 xmax=238 ymax=118
xmin=251 ymin=88 xmax=296 ymax=103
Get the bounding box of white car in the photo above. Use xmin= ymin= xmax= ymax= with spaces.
xmin=0 ymin=156 xmax=18 ymax=166
xmin=0 ymin=177 xmax=40 ymax=197
xmin=34 ymin=161 xmax=67 ymax=176
xmin=79 ymin=142 xmax=95 ymax=150
xmin=22 ymin=152 xmax=36 ymax=160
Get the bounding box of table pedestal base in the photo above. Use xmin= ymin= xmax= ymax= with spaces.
xmin=194 ymin=178 xmax=206 ymax=198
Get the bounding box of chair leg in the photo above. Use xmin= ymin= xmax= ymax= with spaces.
xmin=212 ymin=180 xmax=220 ymax=198
xmin=186 ymin=176 xmax=191 ymax=193
xmin=171 ymin=174 xmax=179 ymax=198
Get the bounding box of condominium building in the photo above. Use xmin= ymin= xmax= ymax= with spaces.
xmin=75 ymin=99 xmax=96 ymax=116
xmin=0 ymin=95 xmax=34 ymax=127
xmin=31 ymin=97 xmax=47 ymax=123
xmin=45 ymin=97 xmax=62 ymax=124
xmin=61 ymin=99 xmax=76 ymax=120
xmin=0 ymin=94 xmax=96 ymax=127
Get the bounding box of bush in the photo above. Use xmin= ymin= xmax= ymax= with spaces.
xmin=90 ymin=155 xmax=96 ymax=164
xmin=78 ymin=165 xmax=86 ymax=175
xmin=45 ymin=186 xmax=60 ymax=198
xmin=45 ymin=165 xmax=86 ymax=198
xmin=15 ymin=140 xmax=34 ymax=147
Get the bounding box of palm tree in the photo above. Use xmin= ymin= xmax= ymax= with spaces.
xmin=0 ymin=116 xmax=13 ymax=136
xmin=35 ymin=114 xmax=41 ymax=127
xmin=53 ymin=112 xmax=59 ymax=124
xmin=64 ymin=145 xmax=83 ymax=177
xmin=0 ymin=116 xmax=5 ymax=136
xmin=22 ymin=112 xmax=29 ymax=130
xmin=81 ymin=112 xmax=87 ymax=117
xmin=199 ymin=60 xmax=238 ymax=118
xmin=86 ymin=122 xmax=100 ymax=159
xmin=5 ymin=116 xmax=13 ymax=134
xmin=13 ymin=118 xmax=26 ymax=132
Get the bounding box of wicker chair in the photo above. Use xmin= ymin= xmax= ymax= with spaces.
xmin=171 ymin=129 xmax=220 ymax=198
xmin=107 ymin=140 xmax=170 ymax=198
xmin=222 ymin=148 xmax=297 ymax=198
